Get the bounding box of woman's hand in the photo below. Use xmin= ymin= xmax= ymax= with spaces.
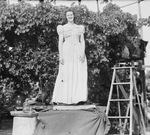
xmin=79 ymin=54 xmax=85 ymax=63
xmin=59 ymin=57 xmax=64 ymax=65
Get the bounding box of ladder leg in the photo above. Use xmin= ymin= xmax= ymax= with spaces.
xmin=129 ymin=68 xmax=133 ymax=135
xmin=106 ymin=69 xmax=117 ymax=115
xmin=133 ymin=73 xmax=146 ymax=135
xmin=117 ymin=86 xmax=123 ymax=135
xmin=123 ymin=103 xmax=130 ymax=134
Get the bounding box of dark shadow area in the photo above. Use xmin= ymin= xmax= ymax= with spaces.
xmin=0 ymin=112 xmax=13 ymax=135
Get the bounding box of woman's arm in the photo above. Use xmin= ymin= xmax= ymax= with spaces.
xmin=80 ymin=25 xmax=86 ymax=62
xmin=58 ymin=34 xmax=63 ymax=58
xmin=58 ymin=34 xmax=64 ymax=64
xmin=57 ymin=25 xmax=64 ymax=65
xmin=80 ymin=33 xmax=86 ymax=62
xmin=80 ymin=33 xmax=85 ymax=55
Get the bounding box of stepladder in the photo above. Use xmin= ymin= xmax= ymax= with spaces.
xmin=106 ymin=64 xmax=146 ymax=135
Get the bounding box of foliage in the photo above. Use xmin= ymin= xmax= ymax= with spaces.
xmin=100 ymin=3 xmax=141 ymax=65
xmin=0 ymin=1 xmax=141 ymax=109
xmin=146 ymin=70 xmax=150 ymax=94
xmin=138 ymin=16 xmax=150 ymax=27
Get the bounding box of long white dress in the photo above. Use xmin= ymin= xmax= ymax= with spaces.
xmin=52 ymin=24 xmax=88 ymax=104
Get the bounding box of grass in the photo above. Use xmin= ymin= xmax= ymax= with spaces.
xmin=0 ymin=119 xmax=13 ymax=135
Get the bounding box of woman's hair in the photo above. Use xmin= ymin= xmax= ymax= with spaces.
xmin=65 ymin=8 xmax=75 ymax=16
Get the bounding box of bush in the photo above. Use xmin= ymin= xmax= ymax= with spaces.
xmin=0 ymin=1 xmax=141 ymax=107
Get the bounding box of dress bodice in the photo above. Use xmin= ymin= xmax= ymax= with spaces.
xmin=57 ymin=24 xmax=85 ymax=42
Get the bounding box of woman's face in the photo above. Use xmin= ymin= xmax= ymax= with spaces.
xmin=66 ymin=11 xmax=74 ymax=23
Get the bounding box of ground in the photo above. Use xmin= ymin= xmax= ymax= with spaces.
xmin=0 ymin=119 xmax=13 ymax=135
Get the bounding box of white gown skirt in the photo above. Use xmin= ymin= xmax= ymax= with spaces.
xmin=52 ymin=40 xmax=88 ymax=104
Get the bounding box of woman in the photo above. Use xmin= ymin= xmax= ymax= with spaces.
xmin=51 ymin=9 xmax=88 ymax=105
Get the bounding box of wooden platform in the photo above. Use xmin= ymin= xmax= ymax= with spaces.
xmin=10 ymin=111 xmax=38 ymax=117
xmin=53 ymin=104 xmax=97 ymax=110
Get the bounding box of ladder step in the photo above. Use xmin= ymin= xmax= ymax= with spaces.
xmin=110 ymin=99 xmax=130 ymax=101
xmin=112 ymin=66 xmax=134 ymax=69
xmin=107 ymin=134 xmax=129 ymax=135
xmin=113 ymin=82 xmax=130 ymax=85
xmin=108 ymin=116 xmax=130 ymax=119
